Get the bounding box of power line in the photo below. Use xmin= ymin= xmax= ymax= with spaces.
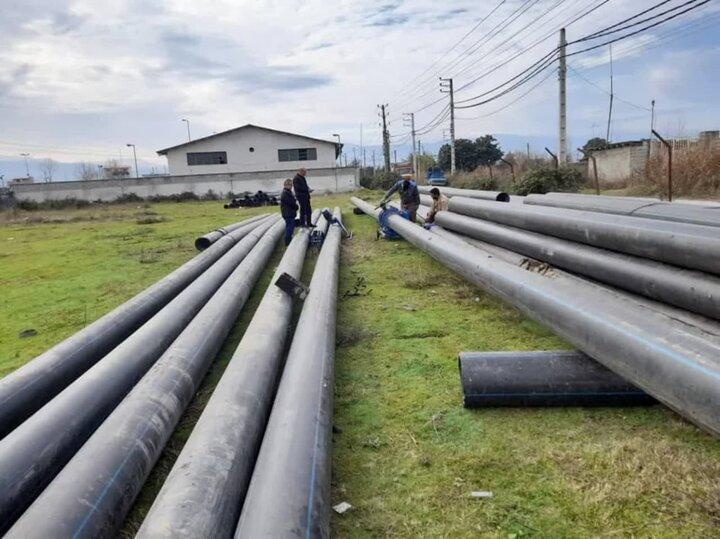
xmin=567 ymin=65 xmax=651 ymax=111
xmin=392 ymin=0 xmax=508 ymax=100
xmin=571 ymin=0 xmax=703 ymax=43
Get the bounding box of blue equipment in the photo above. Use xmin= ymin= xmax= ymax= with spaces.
xmin=376 ymin=205 xmax=410 ymax=240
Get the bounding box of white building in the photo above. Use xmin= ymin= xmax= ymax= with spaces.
xmin=157 ymin=124 xmax=341 ymax=176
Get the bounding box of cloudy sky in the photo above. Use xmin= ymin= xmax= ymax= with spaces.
xmin=1 ymin=0 xmax=719 ymax=179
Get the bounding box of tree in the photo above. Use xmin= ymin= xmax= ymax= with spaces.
xmin=39 ymin=158 xmax=56 ymax=183
xmin=76 ymin=162 xmax=97 ymax=181
xmin=583 ymin=137 xmax=608 ymax=151
xmin=438 ymin=135 xmax=504 ymax=172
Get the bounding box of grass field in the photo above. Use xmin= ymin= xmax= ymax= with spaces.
xmin=1 ymin=194 xmax=719 ymax=537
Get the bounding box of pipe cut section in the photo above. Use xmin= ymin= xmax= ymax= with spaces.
xmin=459 ymin=350 xmax=654 ymax=407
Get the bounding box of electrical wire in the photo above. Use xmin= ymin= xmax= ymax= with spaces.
xmin=567 ymin=65 xmax=651 ymax=111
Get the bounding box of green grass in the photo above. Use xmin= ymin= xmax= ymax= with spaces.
xmin=1 ymin=194 xmax=719 ymax=537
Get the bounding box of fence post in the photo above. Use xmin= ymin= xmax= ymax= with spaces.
xmin=499 ymin=158 xmax=515 ymax=182
xmin=544 ymin=147 xmax=558 ymax=170
xmin=652 ymin=129 xmax=672 ymax=201
xmin=577 ymin=148 xmax=600 ymax=195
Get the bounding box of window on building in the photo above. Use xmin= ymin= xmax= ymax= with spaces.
xmin=278 ymin=148 xmax=318 ymax=162
xmin=187 ymin=151 xmax=228 ymax=166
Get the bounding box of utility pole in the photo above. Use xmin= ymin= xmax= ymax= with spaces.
xmin=646 ymin=99 xmax=656 ymax=179
xmin=558 ymin=28 xmax=568 ymax=164
xmin=403 ymin=112 xmax=418 ymax=180
xmin=360 ymin=123 xmax=364 ymax=168
xmin=606 ymin=44 xmax=614 ymax=142
xmin=526 ymin=142 xmax=530 ymax=159
xmin=126 ymin=143 xmax=139 ymax=179
xmin=440 ymin=77 xmax=456 ymax=173
xmin=378 ymin=104 xmax=391 ymax=172
xmin=393 ymin=149 xmax=397 ymax=166
xmin=372 ymin=150 xmax=376 ymax=170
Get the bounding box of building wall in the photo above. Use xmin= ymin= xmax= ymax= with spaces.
xmin=592 ymin=142 xmax=648 ymax=184
xmin=164 ymin=126 xmax=338 ymax=175
xmin=12 ymin=167 xmax=359 ymax=202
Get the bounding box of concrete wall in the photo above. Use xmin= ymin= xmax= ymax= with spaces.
xmin=164 ymin=126 xmax=338 ymax=175
xmin=592 ymin=143 xmax=648 ymax=184
xmin=12 ymin=167 xmax=359 ymax=202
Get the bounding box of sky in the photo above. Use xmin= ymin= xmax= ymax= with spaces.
xmin=1 ymin=0 xmax=719 ymax=180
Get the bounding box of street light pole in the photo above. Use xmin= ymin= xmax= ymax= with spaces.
xmin=20 ymin=153 xmax=30 ymax=177
xmin=182 ymin=119 xmax=191 ymax=142
xmin=126 ymin=144 xmax=139 ymax=179
xmin=97 ymin=165 xmax=103 ymax=180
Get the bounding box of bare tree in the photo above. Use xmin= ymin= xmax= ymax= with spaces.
xmin=76 ymin=162 xmax=97 ymax=181
xmin=39 ymin=158 xmax=57 ymax=183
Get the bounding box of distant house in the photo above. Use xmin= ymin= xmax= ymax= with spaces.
xmin=103 ymin=166 xmax=131 ymax=179
xmin=157 ymin=124 xmax=342 ymax=176
xmin=8 ymin=177 xmax=34 ymax=186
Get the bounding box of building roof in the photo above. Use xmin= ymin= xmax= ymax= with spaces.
xmin=156 ymin=123 xmax=343 ymax=157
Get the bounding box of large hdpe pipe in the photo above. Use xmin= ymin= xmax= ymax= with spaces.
xmin=0 ymin=216 xmax=279 ymax=534
xmin=6 ymin=220 xmax=284 ymax=539
xmin=352 ymin=197 xmax=720 ymax=436
xmin=447 ymin=196 xmax=720 ymax=275
xmin=235 ymin=208 xmax=342 ymax=538
xmin=524 ymin=193 xmax=720 ymax=228
xmin=434 ymin=210 xmax=720 ymax=320
xmin=459 ymin=350 xmax=654 ymax=407
xmin=0 ymin=215 xmax=269 ymax=439
xmin=418 ymin=185 xmax=510 ymax=202
xmin=137 ymin=222 xmax=312 ymax=538
xmin=195 ymin=213 xmax=269 ymax=250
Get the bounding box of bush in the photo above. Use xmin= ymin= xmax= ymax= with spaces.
xmin=360 ymin=171 xmax=401 ymax=191
xmin=449 ymin=171 xmax=499 ymax=191
xmin=114 ymin=193 xmax=144 ymax=204
xmin=513 ymin=166 xmax=582 ymax=196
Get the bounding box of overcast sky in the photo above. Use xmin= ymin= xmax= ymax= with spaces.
xmin=1 ymin=0 xmax=719 ymax=178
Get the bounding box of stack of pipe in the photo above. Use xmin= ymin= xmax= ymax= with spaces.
xmin=1 ymin=206 xmax=344 ymax=536
xmin=0 ymin=214 xmax=271 ymax=439
xmin=351 ymin=196 xmax=720 ymax=437
xmin=0 ymin=216 xmax=287 ymax=534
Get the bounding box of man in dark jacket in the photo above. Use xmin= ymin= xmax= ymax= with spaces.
xmin=379 ymin=176 xmax=421 ymax=222
xmin=280 ymin=178 xmax=298 ymax=246
xmin=292 ymin=167 xmax=312 ymax=227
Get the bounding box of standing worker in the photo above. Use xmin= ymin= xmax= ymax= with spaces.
xmin=280 ymin=178 xmax=298 ymax=246
xmin=425 ymin=187 xmax=449 ymax=224
xmin=293 ymin=167 xmax=312 ymax=227
xmin=379 ymin=175 xmax=421 ymax=222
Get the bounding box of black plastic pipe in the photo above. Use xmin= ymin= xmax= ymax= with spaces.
xmin=459 ymin=350 xmax=654 ymax=407
xmin=195 ymin=213 xmax=269 ymax=250
xmin=352 ymin=197 xmax=720 ymax=436
xmin=524 ymin=193 xmax=720 ymax=228
xmin=0 ymin=216 xmax=279 ymax=534
xmin=0 ymin=215 xmax=269 ymax=439
xmin=433 ymin=210 xmax=720 ymax=320
xmin=138 ymin=222 xmax=312 ymax=538
xmin=447 ymin=196 xmax=720 ymax=275
xmin=6 ymin=219 xmax=285 ymax=538
xmin=418 ymin=185 xmax=510 ymax=202
xmin=235 ymin=208 xmax=342 ymax=538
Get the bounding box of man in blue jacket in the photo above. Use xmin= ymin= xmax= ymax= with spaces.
xmin=280 ymin=178 xmax=298 ymax=246
xmin=379 ymin=176 xmax=421 ymax=222
xmin=292 ymin=167 xmax=312 ymax=227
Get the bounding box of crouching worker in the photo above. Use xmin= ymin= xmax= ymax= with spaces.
xmin=425 ymin=187 xmax=449 ymax=224
xmin=379 ymin=175 xmax=421 ymax=222
xmin=280 ymin=178 xmax=298 ymax=246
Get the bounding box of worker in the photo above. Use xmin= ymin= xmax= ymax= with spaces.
xmin=379 ymin=175 xmax=421 ymax=222
xmin=280 ymin=178 xmax=298 ymax=246
xmin=425 ymin=187 xmax=449 ymax=224
xmin=293 ymin=167 xmax=312 ymax=227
